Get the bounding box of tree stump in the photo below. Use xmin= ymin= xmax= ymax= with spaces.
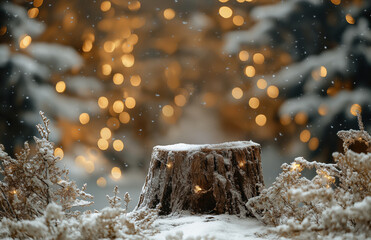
xmin=137 ymin=141 xmax=264 ymax=216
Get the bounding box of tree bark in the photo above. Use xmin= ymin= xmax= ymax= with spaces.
xmin=137 ymin=141 xmax=264 ymax=217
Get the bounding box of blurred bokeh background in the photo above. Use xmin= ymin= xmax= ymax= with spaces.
xmin=1 ymin=0 xmax=370 ymax=210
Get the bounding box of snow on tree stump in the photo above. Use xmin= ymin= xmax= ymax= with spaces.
xmin=137 ymin=141 xmax=264 ymax=216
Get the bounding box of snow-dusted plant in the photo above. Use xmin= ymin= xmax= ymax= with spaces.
xmin=247 ymin=113 xmax=371 ymax=239
xmin=0 ymin=112 xmax=93 ymax=220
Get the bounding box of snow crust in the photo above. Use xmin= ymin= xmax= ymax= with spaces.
xmin=154 ymin=141 xmax=259 ymax=152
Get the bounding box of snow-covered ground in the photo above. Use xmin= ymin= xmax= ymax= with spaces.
xmin=151 ymin=214 xmax=269 ymax=240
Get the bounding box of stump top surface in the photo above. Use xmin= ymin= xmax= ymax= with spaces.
xmin=154 ymin=140 xmax=259 ymax=152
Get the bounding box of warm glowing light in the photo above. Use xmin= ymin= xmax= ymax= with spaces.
xmin=97 ymin=138 xmax=109 ymax=150
xmin=113 ymin=73 xmax=124 ymax=85
xmin=130 ymin=75 xmax=141 ymax=86
xmin=107 ymin=117 xmax=120 ymax=129
xmin=55 ymin=81 xmax=66 ymax=93
xmin=294 ymin=112 xmax=308 ymax=125
xmin=231 ymin=87 xmax=243 ymax=99
xmin=331 ymin=0 xmax=341 ymax=5
xmin=238 ymin=161 xmax=245 ymax=168
xmin=128 ymin=0 xmax=141 ymax=11
xmin=85 ymin=161 xmax=95 ymax=173
xmin=0 ymin=26 xmax=7 ymax=36
xmin=249 ymin=97 xmax=260 ymax=109
xmin=113 ymin=140 xmax=124 ymax=151
xmin=300 ymin=129 xmax=311 ymax=143
xmin=96 ymin=177 xmax=107 ymax=187
xmin=239 ymin=50 xmax=249 ymax=61
xmin=350 ymin=104 xmax=361 ymax=116
xmin=54 ymin=148 xmax=64 ymax=160
xmin=174 ymin=94 xmax=187 ymax=107
xmin=162 ymin=105 xmax=174 ymax=117
xmin=119 ymin=112 xmax=130 ymax=124
xmin=267 ymin=85 xmax=279 ymax=98
xmin=320 ymin=66 xmax=327 ymax=77
xmin=75 ymin=155 xmax=86 ymax=166
xmin=79 ymin=113 xmax=90 ymax=124
xmin=100 ymin=1 xmax=111 ymax=12
xmin=102 ymin=64 xmax=112 ymax=76
xmin=309 ymin=137 xmax=319 ymax=151
xmin=127 ymin=34 xmax=139 ymax=45
xmin=244 ymin=66 xmax=255 ymax=77
xmin=125 ymin=97 xmax=136 ymax=109
xmin=98 ymin=96 xmax=109 ymax=109
xmin=166 ymin=162 xmax=173 ymax=168
xmin=111 ymin=167 xmax=122 ymax=180
xmin=121 ymin=54 xmax=135 ymax=67
xmin=194 ymin=185 xmax=202 ymax=193
xmin=255 ymin=114 xmax=267 ymax=126
xmin=291 ymin=163 xmax=301 ymax=172
xmin=345 ymin=14 xmax=355 ymax=24
xmin=122 ymin=43 xmax=133 ymax=53
xmin=104 ymin=41 xmax=115 ymax=53
xmin=219 ymin=6 xmax=233 ymax=18
xmin=257 ymin=79 xmax=267 ymax=89
xmin=318 ymin=104 xmax=328 ymax=116
xmin=82 ymin=40 xmax=93 ymax=52
xmin=232 ymin=15 xmax=244 ymax=26
xmin=28 ymin=8 xmax=39 ymax=18
xmin=253 ymin=53 xmax=265 ymax=64
xmin=100 ymin=127 xmax=112 ymax=139
xmin=163 ymin=8 xmax=176 ymax=20
xmin=113 ymin=100 xmax=124 ymax=113
xmin=20 ymin=35 xmax=32 ymax=49
xmin=219 ymin=0 xmax=229 ymax=2
xmin=280 ymin=114 xmax=291 ymax=125
xmin=33 ymin=0 xmax=43 ymax=7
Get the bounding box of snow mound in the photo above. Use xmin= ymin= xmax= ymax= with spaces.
xmin=154 ymin=141 xmax=260 ymax=152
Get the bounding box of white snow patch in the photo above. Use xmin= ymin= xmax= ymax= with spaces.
xmin=154 ymin=141 xmax=259 ymax=152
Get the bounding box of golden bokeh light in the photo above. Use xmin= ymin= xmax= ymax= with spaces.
xmin=267 ymin=85 xmax=279 ymax=98
xmin=239 ymin=50 xmax=249 ymax=61
xmin=350 ymin=104 xmax=361 ymax=116
xmin=113 ymin=140 xmax=124 ymax=151
xmin=102 ymin=64 xmax=112 ymax=76
xmin=121 ymin=54 xmax=135 ymax=67
xmin=345 ymin=14 xmax=355 ymax=24
xmin=231 ymin=87 xmax=243 ymax=99
xmin=295 ymin=112 xmax=308 ymax=125
xmin=100 ymin=127 xmax=112 ymax=139
xmin=75 ymin=155 xmax=86 ymax=166
xmin=300 ymin=129 xmax=311 ymax=143
xmin=98 ymin=96 xmax=109 ymax=109
xmin=111 ymin=167 xmax=122 ymax=180
xmin=20 ymin=35 xmax=32 ymax=49
xmin=113 ymin=100 xmax=125 ymax=113
xmin=119 ymin=112 xmax=131 ymax=124
xmin=331 ymin=0 xmax=341 ymax=5
xmin=85 ymin=161 xmax=95 ymax=173
xmin=33 ymin=0 xmax=43 ymax=7
xmin=28 ymin=8 xmax=39 ymax=18
xmin=162 ymin=105 xmax=174 ymax=117
xmin=249 ymin=97 xmax=260 ymax=109
xmin=194 ymin=185 xmax=202 ymax=193
xmin=219 ymin=0 xmax=229 ymax=2
xmin=318 ymin=104 xmax=328 ymax=116
xmin=130 ymin=75 xmax=141 ymax=86
xmin=0 ymin=26 xmax=7 ymax=36
xmin=244 ymin=66 xmax=255 ymax=77
xmin=97 ymin=138 xmax=109 ymax=150
xmin=127 ymin=34 xmax=139 ymax=45
xmin=174 ymin=94 xmax=187 ymax=107
xmin=113 ymin=73 xmax=124 ymax=85
xmin=128 ymin=0 xmax=141 ymax=11
xmin=79 ymin=113 xmax=90 ymax=124
xmin=257 ymin=78 xmax=267 ymax=89
xmin=125 ymin=97 xmax=136 ymax=109
xmin=82 ymin=40 xmax=93 ymax=52
xmin=96 ymin=177 xmax=107 ymax=187
xmin=320 ymin=66 xmax=327 ymax=77
xmin=280 ymin=114 xmax=291 ymax=125
xmin=255 ymin=114 xmax=267 ymax=127
xmin=54 ymin=147 xmax=64 ymax=160
xmin=253 ymin=53 xmax=265 ymax=64
xmin=308 ymin=137 xmax=319 ymax=151
xmin=100 ymin=1 xmax=111 ymax=12
xmin=103 ymin=41 xmax=115 ymax=53
xmin=163 ymin=8 xmax=176 ymax=20
xmin=219 ymin=6 xmax=233 ymax=18
xmin=107 ymin=117 xmax=120 ymax=129
xmin=121 ymin=43 xmax=134 ymax=53
xmin=55 ymin=81 xmax=66 ymax=93
xmin=232 ymin=15 xmax=244 ymax=26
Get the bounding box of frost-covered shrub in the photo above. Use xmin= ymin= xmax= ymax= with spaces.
xmin=247 ymin=114 xmax=371 ymax=239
